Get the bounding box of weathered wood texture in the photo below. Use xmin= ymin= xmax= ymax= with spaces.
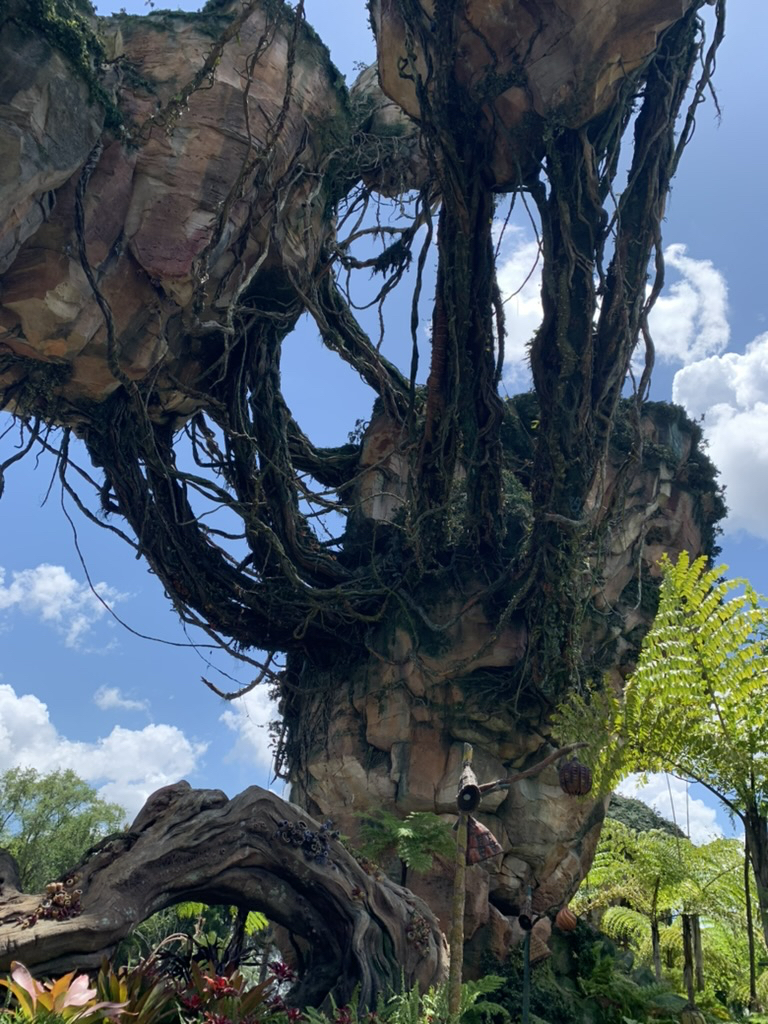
xmin=0 ymin=783 xmax=448 ymax=1009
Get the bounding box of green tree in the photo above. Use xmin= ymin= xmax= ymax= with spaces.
xmin=0 ymin=767 xmax=125 ymax=891
xmin=556 ymin=552 xmax=768 ymax=966
xmin=576 ymin=820 xmax=748 ymax=1010
xmin=576 ymin=820 xmax=689 ymax=982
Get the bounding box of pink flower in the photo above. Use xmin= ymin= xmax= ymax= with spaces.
xmin=60 ymin=974 xmax=98 ymax=1007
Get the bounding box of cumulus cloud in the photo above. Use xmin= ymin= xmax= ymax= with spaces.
xmin=219 ymin=686 xmax=279 ymax=775
xmin=0 ymin=683 xmax=207 ymax=820
xmin=495 ymin=224 xmax=541 ymax=389
xmin=648 ymin=243 xmax=730 ymax=364
xmin=93 ymin=685 xmax=149 ymax=713
xmin=0 ymin=564 xmax=125 ymax=648
xmin=617 ymin=773 xmax=723 ymax=845
xmin=673 ymin=334 xmax=768 ymax=540
xmin=494 ymin=237 xmax=732 ymax=389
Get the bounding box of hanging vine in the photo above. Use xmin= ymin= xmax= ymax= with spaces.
xmin=1 ymin=0 xmax=726 ymax=715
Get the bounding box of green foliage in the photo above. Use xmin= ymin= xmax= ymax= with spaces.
xmin=302 ymin=976 xmax=507 ymax=1024
xmin=176 ymin=959 xmax=276 ymax=1024
xmin=173 ymin=902 xmax=268 ymax=936
xmin=357 ymin=808 xmax=455 ymax=876
xmin=114 ymin=902 xmax=271 ymax=974
xmin=575 ymin=818 xmax=763 ymax=1016
xmin=485 ymin=932 xmax=685 ymax=1024
xmin=95 ymin=958 xmax=177 ymax=1024
xmin=553 ymin=552 xmax=768 ymax=803
xmin=0 ymin=767 xmax=125 ymax=891
xmin=429 ymin=974 xmax=508 ymax=1024
xmin=576 ymin=951 xmax=685 ymax=1023
xmin=574 ymin=820 xmax=689 ymax=919
xmin=620 ymin=553 xmax=768 ymax=804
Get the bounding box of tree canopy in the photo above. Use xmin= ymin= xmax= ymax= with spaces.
xmin=0 ymin=767 xmax=125 ymax=892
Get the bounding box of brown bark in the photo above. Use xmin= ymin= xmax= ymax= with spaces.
xmin=0 ymin=0 xmax=725 ymax=978
xmin=0 ymin=783 xmax=448 ymax=1010
xmin=692 ymin=914 xmax=704 ymax=992
xmin=745 ymin=807 xmax=768 ymax=954
xmin=681 ymin=914 xmax=696 ymax=1008
xmin=745 ymin=834 xmax=759 ymax=1007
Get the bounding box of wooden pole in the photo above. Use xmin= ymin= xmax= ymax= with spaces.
xmin=521 ymin=884 xmax=532 ymax=1024
xmin=449 ymin=743 xmax=473 ymax=1020
xmin=521 ymin=929 xmax=531 ymax=1024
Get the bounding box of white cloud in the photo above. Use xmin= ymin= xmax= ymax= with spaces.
xmin=673 ymin=334 xmax=768 ymax=540
xmin=93 ymin=685 xmax=149 ymax=713
xmin=219 ymin=686 xmax=279 ymax=775
xmin=617 ymin=773 xmax=722 ymax=845
xmin=495 ymin=224 xmax=541 ymax=389
xmin=648 ymin=243 xmax=730 ymax=364
xmin=494 ymin=238 xmax=732 ymax=388
xmin=0 ymin=683 xmax=207 ymax=821
xmin=0 ymin=564 xmax=125 ymax=648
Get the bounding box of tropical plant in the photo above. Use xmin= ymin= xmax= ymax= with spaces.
xmin=357 ymin=809 xmax=455 ymax=885
xmin=95 ymin=957 xmax=178 ymax=1024
xmin=555 ymin=552 xmax=768 ymax=959
xmin=0 ymin=961 xmax=127 ymax=1022
xmin=175 ymin=959 xmax=277 ymax=1024
xmin=577 ymin=819 xmax=757 ymax=1015
xmin=301 ymin=975 xmax=508 ymax=1024
xmin=0 ymin=767 xmax=125 ymax=892
xmin=114 ymin=902 xmax=270 ymax=972
xmin=484 ymin=935 xmax=685 ymax=1024
xmin=575 ymin=820 xmax=690 ymax=982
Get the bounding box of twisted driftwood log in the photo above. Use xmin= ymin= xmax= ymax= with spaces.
xmin=0 ymin=783 xmax=448 ymax=1008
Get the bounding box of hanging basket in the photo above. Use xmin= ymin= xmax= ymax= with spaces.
xmin=554 ymin=905 xmax=578 ymax=932
xmin=558 ymin=757 xmax=593 ymax=796
xmin=466 ymin=816 xmax=503 ymax=864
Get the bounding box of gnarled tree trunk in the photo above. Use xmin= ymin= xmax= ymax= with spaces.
xmin=0 ymin=783 xmax=448 ymax=1008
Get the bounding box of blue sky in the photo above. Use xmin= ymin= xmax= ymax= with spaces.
xmin=1 ymin=1 xmax=767 ymax=844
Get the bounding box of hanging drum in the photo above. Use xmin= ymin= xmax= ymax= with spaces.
xmin=558 ymin=757 xmax=593 ymax=796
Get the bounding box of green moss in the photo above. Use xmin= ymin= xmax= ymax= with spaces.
xmin=6 ymin=0 xmax=122 ymax=131
xmin=0 ymin=355 xmax=72 ymax=423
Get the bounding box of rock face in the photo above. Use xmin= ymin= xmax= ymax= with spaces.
xmin=0 ymin=1 xmax=352 ymax=420
xmin=1 ymin=0 xmax=700 ymax=419
xmin=286 ymin=405 xmax=716 ymax=969
xmin=370 ymin=0 xmax=696 ymax=186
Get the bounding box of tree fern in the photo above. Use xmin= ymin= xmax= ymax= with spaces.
xmin=601 ymin=905 xmax=652 ymax=947
xmin=357 ymin=809 xmax=455 ymax=875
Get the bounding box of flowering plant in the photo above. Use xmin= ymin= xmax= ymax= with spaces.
xmin=176 ymin=960 xmax=276 ymax=1024
xmin=0 ymin=961 xmax=128 ymax=1022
